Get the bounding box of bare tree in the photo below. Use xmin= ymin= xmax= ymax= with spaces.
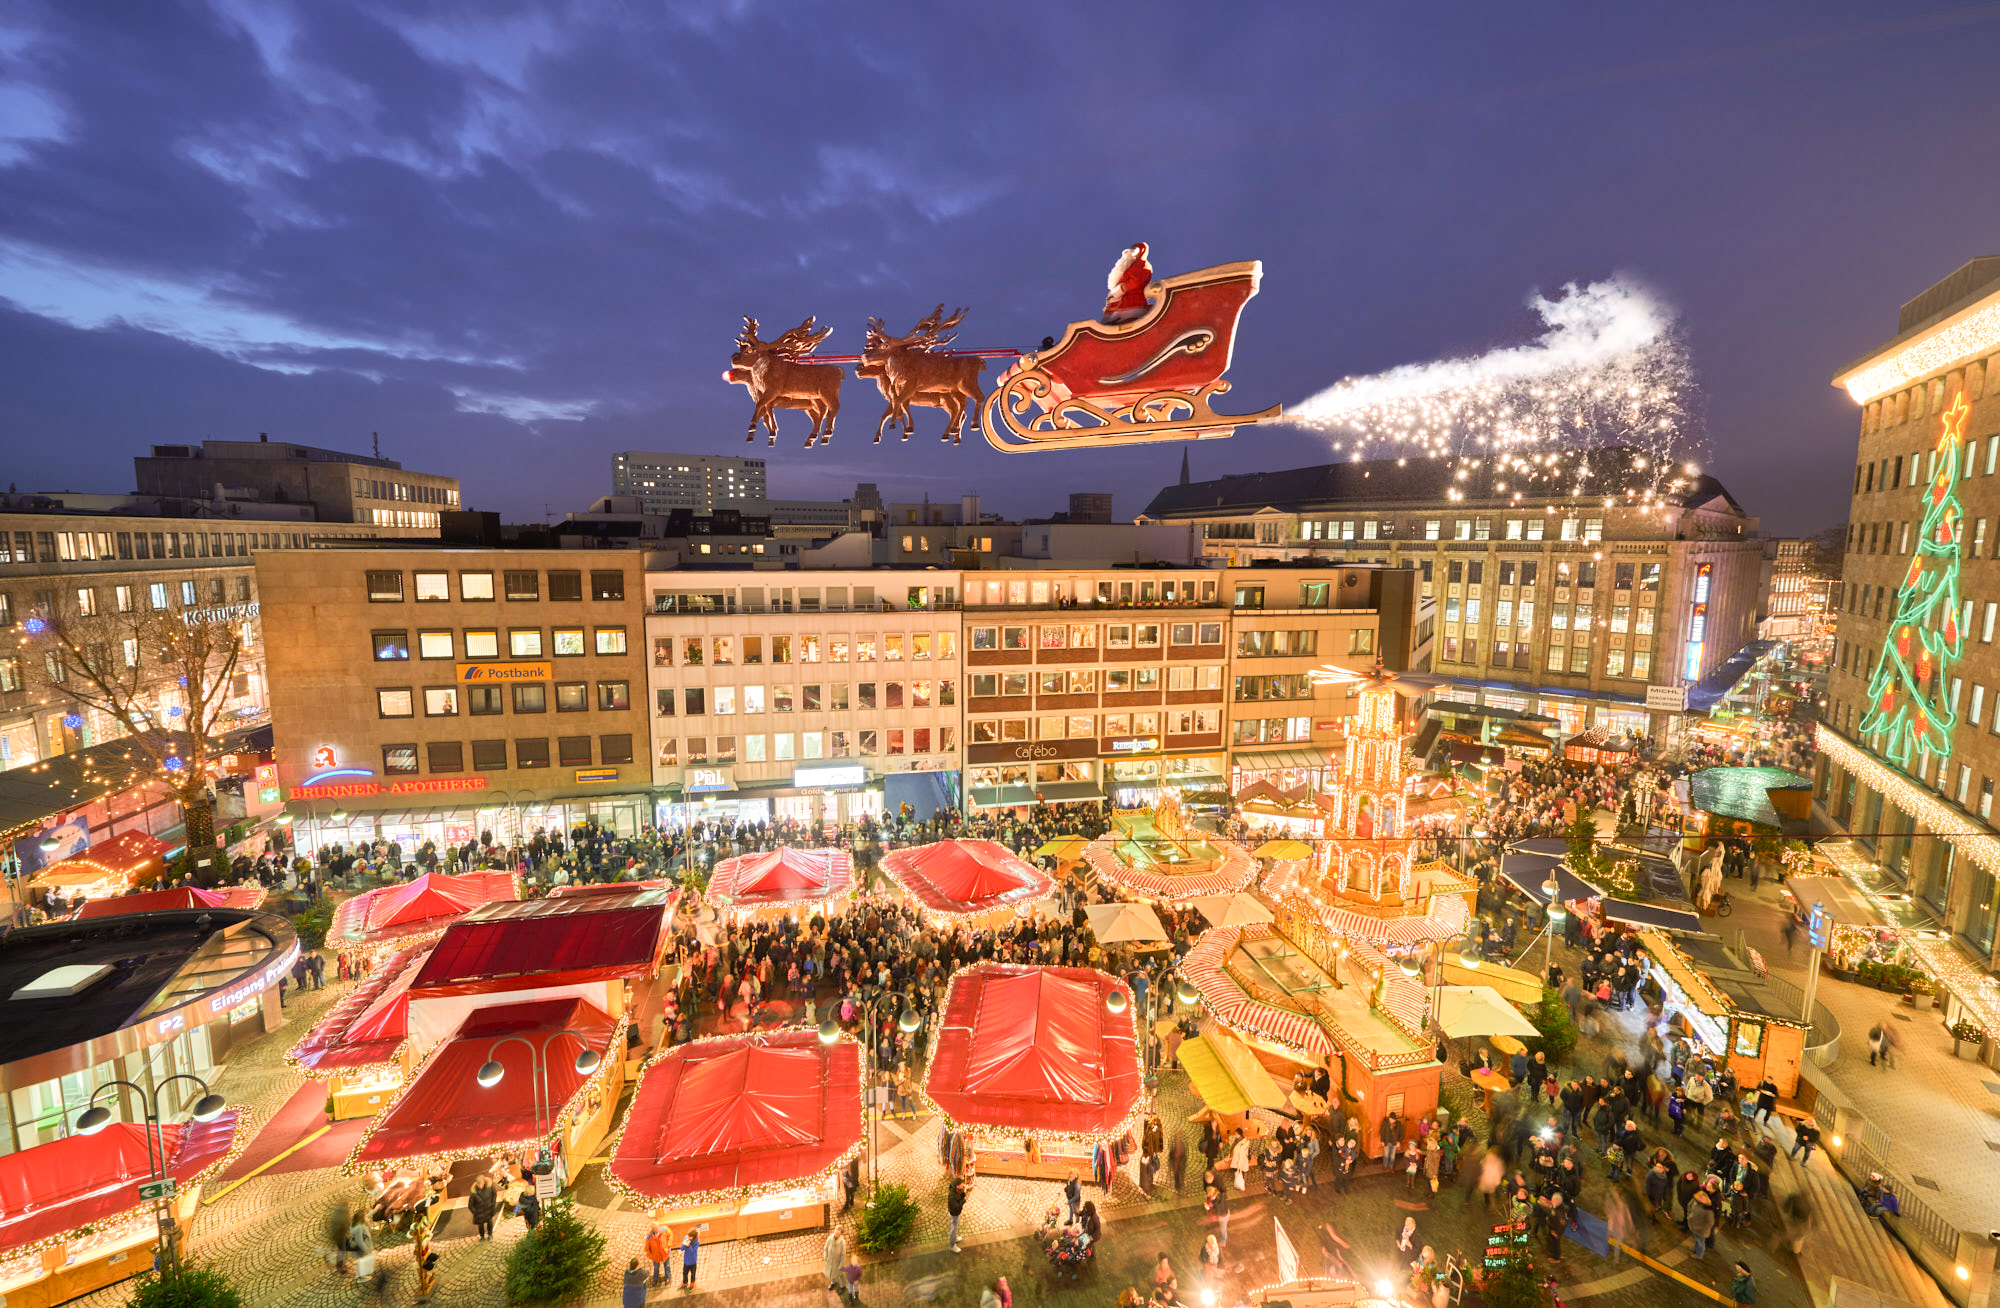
xmin=23 ymin=592 xmax=248 ymax=864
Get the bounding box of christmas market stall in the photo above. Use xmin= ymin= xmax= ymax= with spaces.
xmin=923 ymin=964 xmax=1143 ymax=1184
xmin=1081 ymin=792 xmax=1257 ymax=904
xmin=0 ymin=1109 xmax=245 ymax=1307
xmin=29 ymin=831 xmax=173 ymax=904
xmin=288 ymin=943 xmax=432 ymax=1119
xmin=1635 ymin=931 xmax=1810 ymax=1095
xmin=326 ymin=870 xmax=521 ymax=961
xmin=1500 ymin=838 xmax=1701 ymax=935
xmin=346 ymin=995 xmax=624 ymax=1200
xmin=606 ymin=1028 xmax=862 ymax=1246
xmin=72 ymin=882 xmax=266 ymax=921
xmin=705 ymin=848 xmax=855 ymax=921
xmin=880 ymin=839 xmax=1054 ymax=927
xmin=1561 ymin=726 xmax=1641 ymax=768
xmin=1686 ymin=766 xmax=1812 ymax=839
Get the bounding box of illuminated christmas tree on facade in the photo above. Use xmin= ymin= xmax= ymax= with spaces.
xmin=1858 ymin=391 xmax=1970 ymax=768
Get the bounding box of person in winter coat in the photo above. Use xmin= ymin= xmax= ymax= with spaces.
xmin=680 ymin=1229 xmax=700 ymax=1287
xmin=647 ymin=1225 xmax=671 ymax=1284
xmin=1687 ymin=1191 xmax=1717 ymax=1259
xmin=947 ymin=1175 xmax=968 ymax=1252
xmin=1065 ymin=1169 xmax=1083 ymax=1223
xmin=623 ymin=1257 xmax=649 ymax=1308
xmin=823 ymin=1228 xmax=847 ymax=1294
xmin=1729 ymin=1262 xmax=1757 ymax=1307
xmin=517 ymin=1188 xmax=542 ymax=1230
xmin=467 ymin=1177 xmax=500 ymax=1241
xmin=1644 ymin=1161 xmax=1674 ymax=1218
xmin=1675 ymin=1170 xmax=1701 ymax=1227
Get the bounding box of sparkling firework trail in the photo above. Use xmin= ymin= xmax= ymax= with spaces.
xmin=1285 ymin=275 xmax=1703 ymax=508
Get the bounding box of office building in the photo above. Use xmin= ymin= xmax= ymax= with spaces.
xmin=612 ymin=452 xmax=767 ymax=515
xmin=134 ymin=438 xmax=459 ymax=534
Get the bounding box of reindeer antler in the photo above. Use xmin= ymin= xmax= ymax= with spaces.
xmin=864 ymin=317 xmax=888 ymax=349
xmin=903 ymin=304 xmax=970 ymax=352
xmin=766 ymin=316 xmax=832 ymax=359
xmin=737 ymin=316 xmax=763 ymax=349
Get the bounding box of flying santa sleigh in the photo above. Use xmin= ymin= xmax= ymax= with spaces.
xmin=980 ymin=254 xmax=1282 ymax=453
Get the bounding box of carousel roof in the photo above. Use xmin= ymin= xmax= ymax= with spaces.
xmin=923 ymin=964 xmax=1140 ymax=1138
xmin=0 ymin=1111 xmax=242 ymax=1255
xmin=350 ymin=996 xmax=616 ymax=1168
xmin=707 ymin=848 xmax=854 ymax=908
xmin=289 ymin=943 xmax=430 ymax=1076
xmin=1080 ymin=831 xmax=1257 ymax=903
xmin=73 ymin=882 xmax=265 ymax=919
xmin=880 ymin=840 xmax=1052 ymax=920
xmin=35 ymin=830 xmax=171 ymax=887
xmin=609 ymin=1028 xmax=862 ymax=1203
xmin=327 ymin=870 xmax=519 ymax=950
xmin=409 ymin=891 xmax=673 ymax=994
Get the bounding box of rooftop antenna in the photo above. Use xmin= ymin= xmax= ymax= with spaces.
xmin=372 ymin=431 xmax=381 ymax=459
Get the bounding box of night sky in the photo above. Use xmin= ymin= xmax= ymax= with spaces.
xmin=6 ymin=3 xmax=2000 ymax=536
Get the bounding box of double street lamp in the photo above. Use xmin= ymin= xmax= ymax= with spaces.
xmin=820 ymin=997 xmax=921 ymax=1187
xmin=74 ymin=1077 xmax=228 ymax=1268
xmin=474 ymin=1030 xmax=603 ymax=1179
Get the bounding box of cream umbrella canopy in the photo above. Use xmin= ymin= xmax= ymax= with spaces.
xmin=1189 ymin=892 xmax=1276 ymax=928
xmin=1433 ymin=985 xmax=1540 ymax=1039
xmin=1084 ymin=901 xmax=1170 ymax=944
xmin=1252 ymin=839 xmax=1314 ymax=861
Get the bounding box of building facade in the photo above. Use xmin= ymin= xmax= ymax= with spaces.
xmin=1759 ymin=539 xmax=1828 ymax=640
xmin=257 ymin=548 xmax=651 ymax=852
xmin=1821 ymin=258 xmax=2000 ymax=967
xmin=134 ymin=439 xmax=460 ymax=534
xmin=1143 ymin=455 xmax=1763 ymax=738
xmin=612 ymin=452 xmax=768 ymax=515
xmin=644 ymin=570 xmax=963 ymax=828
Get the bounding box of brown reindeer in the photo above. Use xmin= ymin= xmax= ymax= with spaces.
xmin=726 ymin=316 xmax=843 ymax=448
xmin=858 ymin=306 xmax=986 ymax=444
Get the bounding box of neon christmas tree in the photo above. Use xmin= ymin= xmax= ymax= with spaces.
xmin=1859 ymin=390 xmax=1970 ymax=767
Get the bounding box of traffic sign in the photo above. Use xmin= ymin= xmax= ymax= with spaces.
xmin=139 ymin=1179 xmax=177 ymax=1201
xmin=1807 ymin=904 xmax=1829 ymax=951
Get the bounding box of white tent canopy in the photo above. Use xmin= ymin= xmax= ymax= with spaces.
xmin=1433 ymin=984 xmax=1539 ymax=1039
xmin=1190 ymin=892 xmax=1276 ymax=928
xmin=1084 ymin=901 xmax=1169 ymax=944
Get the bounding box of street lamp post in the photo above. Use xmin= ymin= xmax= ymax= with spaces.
xmin=74 ymin=1077 xmax=228 ymax=1269
xmin=1542 ymin=875 xmax=1565 ymax=979
xmin=821 ymin=997 xmax=920 ymax=1189
xmin=473 ymin=1029 xmax=605 ymax=1181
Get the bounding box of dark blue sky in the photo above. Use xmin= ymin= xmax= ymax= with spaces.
xmin=5 ymin=2 xmax=2000 ymax=535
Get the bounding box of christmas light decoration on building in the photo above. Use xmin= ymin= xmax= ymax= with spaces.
xmin=1816 ymin=726 xmax=2000 ymax=875
xmin=1836 ymin=293 xmax=2000 ymax=402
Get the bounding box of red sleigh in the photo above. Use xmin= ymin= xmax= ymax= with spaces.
xmin=982 ymin=260 xmax=1282 ymax=453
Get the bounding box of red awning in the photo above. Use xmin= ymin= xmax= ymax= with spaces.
xmin=74 ymin=883 xmax=266 ymax=920
xmin=41 ymin=830 xmax=171 ymax=883
xmin=923 ymin=964 xmax=1140 ymax=1138
xmin=351 ymin=997 xmax=615 ymax=1167
xmin=708 ymin=849 xmax=854 ymax=908
xmin=880 ymin=840 xmax=1053 ymax=920
xmin=409 ymin=892 xmax=672 ymax=995
xmin=609 ymin=1029 xmax=861 ymax=1203
xmin=289 ymin=944 xmax=430 ymax=1076
xmin=329 ymin=870 xmax=519 ymax=950
xmin=0 ymin=1111 xmax=241 ymax=1256
xmin=548 ymin=879 xmax=672 ymax=899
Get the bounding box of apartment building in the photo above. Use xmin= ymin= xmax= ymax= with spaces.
xmin=257 ymin=549 xmax=650 ymax=850
xmin=135 ymin=438 xmax=460 ymax=534
xmin=1143 ymin=452 xmax=1762 ymax=737
xmin=643 ymin=571 xmax=963 ymax=826
xmin=1821 ymin=257 xmax=2000 ymax=966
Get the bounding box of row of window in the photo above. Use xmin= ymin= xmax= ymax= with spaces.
xmin=968 ymin=709 xmax=1222 ymax=742
xmin=364 ymin=569 xmax=625 ymax=603
xmin=1234 ymin=716 xmax=1315 ymax=744
xmin=1435 ymin=637 xmax=1654 ymax=680
xmin=970 ymin=667 xmax=1226 ymax=697
xmin=372 ymin=626 xmax=626 ymax=660
xmin=0 ymin=528 xmax=289 ymax=566
xmin=656 ymin=728 xmax=951 ymax=767
xmin=653 ymin=632 xmax=956 ymax=666
xmin=0 ymin=575 xmax=255 ymax=627
xmin=1859 ymin=362 xmax=1994 ymax=436
xmin=1236 ymin=630 xmax=1320 ymax=658
xmin=1206 ymin=515 xmax=1609 ymax=544
xmin=661 ymin=679 xmax=956 ymax=716
xmin=353 ymin=476 xmax=457 ymax=506
xmin=382 ymin=734 xmax=633 ymax=775
xmin=964 ymin=576 xmax=1214 ymax=607
xmin=375 ymin=681 xmax=630 ymax=718
xmin=969 ymin=622 xmax=1225 ymax=651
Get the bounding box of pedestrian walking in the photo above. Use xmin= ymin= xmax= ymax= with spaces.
xmin=1789 ymin=1116 xmax=1821 ymax=1165
xmin=1065 ymin=1169 xmax=1083 ymax=1224
xmin=623 ymin=1257 xmax=649 ymax=1308
xmin=1867 ymin=1024 xmax=1886 ymax=1066
xmin=468 ymin=1176 xmax=499 ymax=1240
xmin=947 ymin=1174 xmax=968 ymax=1252
xmin=823 ymin=1227 xmax=847 ymax=1294
xmin=1205 ymin=1177 xmax=1230 ymax=1246
xmin=1687 ymin=1191 xmax=1716 ymax=1260
xmin=680 ymin=1229 xmax=700 ymax=1288
xmin=517 ymin=1188 xmax=542 ymax=1231
xmin=1729 ymin=1262 xmax=1757 ymax=1307
xmin=1169 ymin=1130 xmax=1188 ymax=1194
xmin=648 ymin=1225 xmax=671 ymax=1284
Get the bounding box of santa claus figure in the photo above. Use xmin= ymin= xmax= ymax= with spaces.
xmin=1102 ymin=242 xmax=1153 ymax=323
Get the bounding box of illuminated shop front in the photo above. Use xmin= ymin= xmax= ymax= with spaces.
xmin=1637 ymin=931 xmax=1808 ymax=1096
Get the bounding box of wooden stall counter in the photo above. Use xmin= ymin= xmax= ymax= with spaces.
xmin=968 ymin=1139 xmax=1096 ymax=1182
xmin=652 ymin=1188 xmax=829 ymax=1246
xmin=0 ymin=1189 xmax=202 ymax=1308
xmin=329 ymin=1070 xmax=405 ymax=1121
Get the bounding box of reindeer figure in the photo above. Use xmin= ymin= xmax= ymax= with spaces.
xmin=726 ymin=316 xmax=843 ymax=448
xmin=857 ymin=305 xmax=987 ymax=444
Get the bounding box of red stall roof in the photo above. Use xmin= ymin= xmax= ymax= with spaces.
xmin=409 ymin=892 xmax=672 ymax=995
xmin=74 ymin=883 xmax=266 ymax=920
xmin=0 ymin=1111 xmax=241 ymax=1255
xmin=41 ymin=830 xmax=171 ymax=884
xmin=881 ymin=840 xmax=1053 ymax=920
xmin=328 ymin=870 xmax=519 ymax=951
xmin=923 ymin=964 xmax=1140 ymax=1139
xmin=707 ymin=849 xmax=854 ymax=909
xmin=350 ymin=996 xmax=616 ymax=1168
xmin=548 ymin=879 xmax=672 ymax=900
xmin=609 ymin=1029 xmax=861 ymax=1204
xmin=288 ymin=944 xmax=430 ymax=1076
